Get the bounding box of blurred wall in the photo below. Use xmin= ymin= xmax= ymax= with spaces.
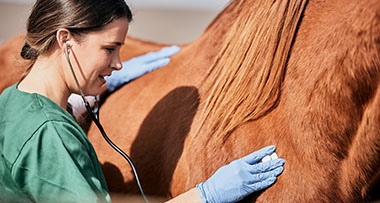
xmin=0 ymin=2 xmax=223 ymax=46
xmin=0 ymin=2 xmax=31 ymax=45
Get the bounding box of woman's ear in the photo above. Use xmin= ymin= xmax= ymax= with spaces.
xmin=56 ymin=28 xmax=72 ymax=50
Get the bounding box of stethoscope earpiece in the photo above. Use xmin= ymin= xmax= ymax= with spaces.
xmin=65 ymin=40 xmax=72 ymax=48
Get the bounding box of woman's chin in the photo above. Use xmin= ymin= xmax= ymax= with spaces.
xmin=87 ymin=81 xmax=106 ymax=96
xmin=82 ymin=87 xmax=101 ymax=97
xmin=86 ymin=90 xmax=101 ymax=97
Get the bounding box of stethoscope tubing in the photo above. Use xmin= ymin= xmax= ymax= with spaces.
xmin=64 ymin=42 xmax=148 ymax=203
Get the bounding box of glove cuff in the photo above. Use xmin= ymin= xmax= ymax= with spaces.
xmin=196 ymin=183 xmax=210 ymax=203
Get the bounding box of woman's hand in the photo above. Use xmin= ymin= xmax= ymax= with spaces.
xmin=196 ymin=145 xmax=285 ymax=203
xmin=106 ymin=45 xmax=181 ymax=92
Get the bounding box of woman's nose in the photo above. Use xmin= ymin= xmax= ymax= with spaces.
xmin=111 ymin=58 xmax=122 ymax=70
xmin=113 ymin=62 xmax=122 ymax=70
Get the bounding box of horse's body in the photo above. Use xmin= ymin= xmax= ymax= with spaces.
xmin=88 ymin=0 xmax=380 ymax=201
xmin=1 ymin=0 xmax=380 ymax=202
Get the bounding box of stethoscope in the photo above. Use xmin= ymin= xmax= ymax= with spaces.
xmin=64 ymin=41 xmax=149 ymax=203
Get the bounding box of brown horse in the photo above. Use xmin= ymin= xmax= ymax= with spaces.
xmin=1 ymin=0 xmax=380 ymax=202
xmin=85 ymin=0 xmax=380 ymax=202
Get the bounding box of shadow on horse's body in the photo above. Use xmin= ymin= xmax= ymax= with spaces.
xmin=0 ymin=0 xmax=379 ymax=202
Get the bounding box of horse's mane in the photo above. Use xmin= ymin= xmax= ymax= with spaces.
xmin=198 ymin=0 xmax=308 ymax=144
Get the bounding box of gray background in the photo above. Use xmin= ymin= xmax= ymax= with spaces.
xmin=0 ymin=0 xmax=229 ymax=45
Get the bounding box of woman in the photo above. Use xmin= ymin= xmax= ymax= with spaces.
xmin=0 ymin=0 xmax=285 ymax=202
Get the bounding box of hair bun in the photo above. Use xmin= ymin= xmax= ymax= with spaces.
xmin=20 ymin=42 xmax=39 ymax=60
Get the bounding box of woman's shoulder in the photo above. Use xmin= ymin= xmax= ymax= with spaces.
xmin=1 ymin=83 xmax=81 ymax=127
xmin=0 ymin=84 xmax=89 ymax=166
xmin=1 ymin=83 xmax=81 ymax=132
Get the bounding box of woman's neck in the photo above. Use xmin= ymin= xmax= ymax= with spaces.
xmin=18 ymin=54 xmax=71 ymax=110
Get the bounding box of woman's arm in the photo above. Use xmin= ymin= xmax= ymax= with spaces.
xmin=166 ymin=188 xmax=202 ymax=203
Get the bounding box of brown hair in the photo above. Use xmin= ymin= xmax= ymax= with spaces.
xmin=20 ymin=0 xmax=133 ymax=78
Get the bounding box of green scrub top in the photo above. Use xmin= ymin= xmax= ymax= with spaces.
xmin=0 ymin=84 xmax=110 ymax=202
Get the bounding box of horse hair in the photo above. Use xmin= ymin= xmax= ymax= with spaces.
xmin=198 ymin=0 xmax=308 ymax=144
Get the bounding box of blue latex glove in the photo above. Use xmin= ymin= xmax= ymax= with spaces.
xmin=106 ymin=45 xmax=181 ymax=92
xmin=196 ymin=145 xmax=285 ymax=203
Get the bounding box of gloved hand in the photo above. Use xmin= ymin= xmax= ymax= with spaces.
xmin=196 ymin=145 xmax=285 ymax=203
xmin=106 ymin=45 xmax=181 ymax=92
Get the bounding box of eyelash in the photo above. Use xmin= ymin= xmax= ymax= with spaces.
xmin=105 ymin=48 xmax=115 ymax=53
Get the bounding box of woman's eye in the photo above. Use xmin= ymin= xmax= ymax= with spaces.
xmin=106 ymin=48 xmax=115 ymax=53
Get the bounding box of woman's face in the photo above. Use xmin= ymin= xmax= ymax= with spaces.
xmin=68 ymin=17 xmax=129 ymax=96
